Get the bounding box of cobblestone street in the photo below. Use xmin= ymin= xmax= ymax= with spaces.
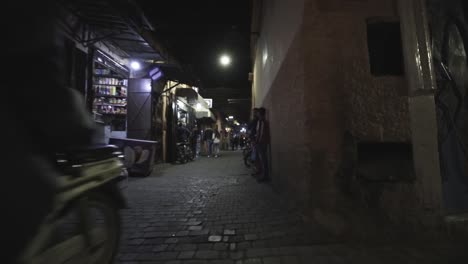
xmin=116 ymin=151 xmax=467 ymax=264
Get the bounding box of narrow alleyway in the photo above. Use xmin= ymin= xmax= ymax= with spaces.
xmin=116 ymin=151 xmax=467 ymax=264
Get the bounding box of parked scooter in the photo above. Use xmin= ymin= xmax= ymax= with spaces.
xmin=18 ymin=145 xmax=127 ymax=264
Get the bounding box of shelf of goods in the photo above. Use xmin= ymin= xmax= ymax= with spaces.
xmin=93 ymin=67 xmax=128 ymax=117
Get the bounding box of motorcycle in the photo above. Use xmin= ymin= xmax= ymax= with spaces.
xmin=18 ymin=145 xmax=127 ymax=264
xmin=176 ymin=141 xmax=194 ymax=164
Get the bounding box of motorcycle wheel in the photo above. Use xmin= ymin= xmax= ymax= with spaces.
xmin=177 ymin=148 xmax=186 ymax=164
xmin=83 ymin=192 xmax=121 ymax=264
xmin=187 ymin=149 xmax=195 ymax=161
xmin=32 ymin=192 xmax=121 ymax=264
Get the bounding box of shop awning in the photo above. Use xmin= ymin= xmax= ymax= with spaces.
xmin=60 ymin=0 xmax=169 ymax=61
xmin=176 ymin=87 xmax=214 ymax=120
xmin=176 ymin=87 xmax=199 ymax=104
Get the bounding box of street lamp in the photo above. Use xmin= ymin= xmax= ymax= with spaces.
xmin=130 ymin=61 xmax=141 ymax=70
xmin=219 ymin=54 xmax=231 ymax=67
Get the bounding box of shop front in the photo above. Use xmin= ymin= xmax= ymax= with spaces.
xmin=59 ymin=0 xmax=175 ymax=176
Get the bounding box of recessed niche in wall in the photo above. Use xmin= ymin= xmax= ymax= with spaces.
xmin=366 ymin=17 xmax=404 ymax=76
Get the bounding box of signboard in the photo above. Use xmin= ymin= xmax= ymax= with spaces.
xmin=204 ymin=98 xmax=213 ymax=108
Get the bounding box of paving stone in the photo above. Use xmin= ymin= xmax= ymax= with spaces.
xmin=237 ymin=242 xmax=251 ymax=250
xmin=177 ymin=237 xmax=193 ymax=244
xmin=213 ymin=242 xmax=229 ymax=251
xmin=195 ymin=250 xmax=220 ymax=259
xmin=229 ymin=235 xmax=244 ymax=243
xmin=167 ymin=243 xmax=178 ymax=251
xmin=128 ymin=232 xmax=144 ymax=239
xmin=136 ymin=245 xmax=153 ymax=252
xmin=229 ymin=243 xmax=237 ymax=251
xmin=208 ymin=235 xmax=223 ymax=242
xmin=145 ymin=232 xmax=167 ymax=238
xmin=280 ymin=255 xmax=299 ymax=264
xmin=278 ymin=247 xmax=297 ymax=255
xmin=119 ymin=253 xmax=138 ymax=261
xmin=114 ymin=152 xmax=467 ymax=264
xmin=210 ymin=228 xmax=224 ymax=235
xmin=209 ymin=260 xmax=234 ymax=264
xmin=241 ymin=258 xmax=263 ymax=264
xmin=230 ymin=251 xmax=245 ymax=260
xmin=252 ymin=240 xmax=267 ymax=248
xmin=154 ymin=251 xmax=180 ymax=260
xmin=153 ymin=244 xmax=169 ymax=252
xmin=224 ymin=229 xmax=236 ymax=236
xmin=178 ymin=251 xmax=196 ymax=259
xmin=128 ymin=238 xmax=145 ymax=245
xmin=244 ymin=234 xmax=258 ymax=241
xmin=262 ymin=257 xmax=281 ymax=264
xmin=198 ymin=243 xmax=214 ymax=250
xmin=177 ymin=231 xmax=190 ymax=236
xmin=246 ymin=248 xmax=274 ymax=258
xmin=176 ymin=244 xmax=198 ymax=251
xmin=165 ymin=237 xmax=179 ymax=244
xmin=190 ymin=230 xmax=210 ymax=236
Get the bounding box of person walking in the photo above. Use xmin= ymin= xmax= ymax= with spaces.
xmin=230 ymin=132 xmax=235 ymax=151
xmin=221 ymin=130 xmax=229 ymax=150
xmin=191 ymin=125 xmax=200 ymax=158
xmin=213 ymin=130 xmax=221 ymax=158
xmin=240 ymin=135 xmax=246 ymax=149
xmin=204 ymin=127 xmax=214 ymax=157
xmin=234 ymin=133 xmax=240 ymax=150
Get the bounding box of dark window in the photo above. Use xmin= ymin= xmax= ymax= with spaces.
xmin=366 ymin=18 xmax=404 ymax=76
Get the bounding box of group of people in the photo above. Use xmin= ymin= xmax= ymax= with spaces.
xmin=176 ymin=106 xmax=270 ymax=170
xmin=247 ymin=107 xmax=270 ymax=182
xmin=203 ymin=127 xmax=222 ymax=158
xmin=177 ymin=123 xmax=222 ymax=158
xmin=229 ymin=132 xmax=247 ymax=151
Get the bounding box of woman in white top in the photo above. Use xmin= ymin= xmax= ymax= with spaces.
xmin=212 ymin=130 xmax=221 ymax=158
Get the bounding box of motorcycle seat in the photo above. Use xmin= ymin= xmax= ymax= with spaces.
xmin=57 ymin=145 xmax=121 ymax=165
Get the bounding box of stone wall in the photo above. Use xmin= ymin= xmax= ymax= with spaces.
xmin=253 ymin=0 xmax=419 ymax=233
xmin=262 ymin=31 xmax=310 ymax=208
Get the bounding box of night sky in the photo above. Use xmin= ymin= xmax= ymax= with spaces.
xmin=136 ymin=0 xmax=252 ymax=122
